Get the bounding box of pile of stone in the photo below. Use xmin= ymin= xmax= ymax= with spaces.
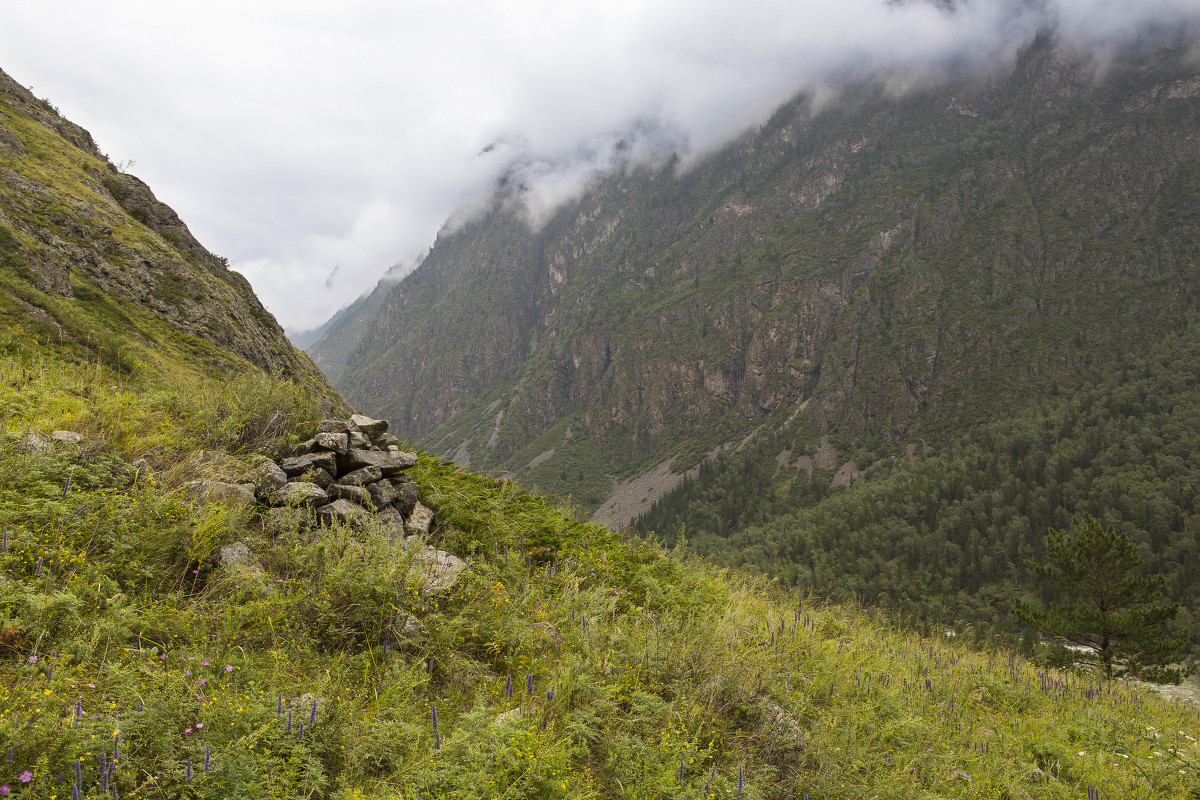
xmin=187 ymin=413 xmax=435 ymax=539
xmin=247 ymin=413 xmax=435 ymax=537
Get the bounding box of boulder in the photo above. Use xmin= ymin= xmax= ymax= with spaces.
xmin=376 ymin=505 xmax=404 ymax=528
xmin=372 ymin=433 xmax=400 ymax=449
xmin=215 ymin=541 xmax=255 ymax=569
xmin=349 ymin=414 xmax=389 ymax=437
xmin=19 ymin=431 xmax=54 ymax=455
xmin=50 ymin=430 xmax=84 ymax=444
xmin=317 ymin=499 xmax=371 ymax=527
xmin=269 ymin=482 xmax=329 ymax=507
xmin=242 ymin=460 xmax=288 ymax=499
xmin=348 ymin=430 xmax=372 ymax=449
xmin=406 ymin=540 xmax=465 ymax=592
xmin=317 ymin=419 xmax=350 ymax=434
xmin=264 ymin=506 xmax=312 ymax=536
xmin=186 ymin=480 xmax=257 ymax=510
xmin=313 ymin=432 xmax=349 ymax=454
xmin=339 ymin=449 xmax=417 ymax=475
xmin=280 ymin=451 xmax=337 ymax=477
xmin=366 ymin=480 xmax=400 ymax=508
xmin=336 ymin=465 xmax=383 ymax=487
xmin=309 ymin=467 xmax=335 ymax=488
xmin=404 ymin=502 xmax=434 ymax=537
xmin=327 ymin=483 xmax=372 ymax=506
xmin=392 ymin=481 xmax=420 ymax=516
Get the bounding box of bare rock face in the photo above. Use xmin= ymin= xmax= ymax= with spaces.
xmin=391 ymin=479 xmax=420 ymax=516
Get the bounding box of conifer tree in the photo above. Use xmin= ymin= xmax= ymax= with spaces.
xmin=1013 ymin=513 xmax=1189 ymax=682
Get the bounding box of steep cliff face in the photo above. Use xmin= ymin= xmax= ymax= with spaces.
xmin=318 ymin=37 xmax=1200 ymax=507
xmin=0 ymin=67 xmax=345 ymax=411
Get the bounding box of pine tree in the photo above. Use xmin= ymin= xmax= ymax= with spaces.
xmin=1012 ymin=513 xmax=1189 ymax=682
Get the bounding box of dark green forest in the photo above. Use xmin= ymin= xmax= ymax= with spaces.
xmin=635 ymin=323 xmax=1200 ymax=654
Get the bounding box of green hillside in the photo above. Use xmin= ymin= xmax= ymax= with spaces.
xmin=635 ymin=321 xmax=1200 ymax=656
xmin=3 ymin=349 xmax=1199 ymax=798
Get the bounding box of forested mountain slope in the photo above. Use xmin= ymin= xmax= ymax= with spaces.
xmin=315 ymin=35 xmax=1200 ymax=511
xmin=635 ymin=321 xmax=1200 ymax=653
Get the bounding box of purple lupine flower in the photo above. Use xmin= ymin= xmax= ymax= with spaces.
xmin=738 ymin=767 xmax=744 ymax=795
xmin=276 ymin=693 xmax=283 ymax=715
xmin=431 ymin=702 xmax=441 ymax=751
xmin=309 ymin=698 xmax=318 ymax=726
xmin=113 ymin=733 xmax=119 ymax=760
xmin=204 ymin=744 xmax=211 ymax=771
xmin=186 ymin=756 xmax=192 ymax=781
xmin=526 ymin=674 xmax=534 ymax=695
xmin=504 ymin=675 xmax=512 ymax=699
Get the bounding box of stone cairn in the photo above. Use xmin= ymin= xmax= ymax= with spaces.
xmin=189 ymin=413 xmax=465 ymax=596
xmin=245 ymin=413 xmax=433 ymax=537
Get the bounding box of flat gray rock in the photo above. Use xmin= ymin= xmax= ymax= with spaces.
xmin=367 ymin=480 xmax=400 ymax=508
xmin=280 ymin=451 xmax=337 ymax=477
xmin=263 ymin=506 xmax=312 ymax=536
xmin=405 ymin=540 xmax=465 ymax=592
xmin=242 ymin=460 xmax=288 ymax=499
xmin=335 ymin=465 xmax=383 ymax=487
xmin=269 ymin=482 xmax=329 ymax=507
xmin=392 ymin=481 xmax=420 ymax=516
xmin=350 ymin=414 xmax=389 ymax=437
xmin=313 ymin=432 xmax=349 ymax=454
xmin=403 ymin=501 xmax=434 ymax=537
xmin=317 ymin=419 xmax=350 ymax=434
xmin=317 ymin=499 xmax=371 ymax=527
xmin=339 ymin=449 xmax=417 ymax=475
xmin=309 ymin=467 xmax=335 ymax=488
xmin=327 ymin=483 xmax=371 ymax=506
xmin=50 ymin=430 xmax=84 ymax=444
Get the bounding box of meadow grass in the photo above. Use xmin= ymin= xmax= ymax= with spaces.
xmin=0 ymin=349 xmax=1197 ymax=799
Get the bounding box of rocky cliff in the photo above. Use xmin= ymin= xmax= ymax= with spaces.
xmin=315 ymin=35 xmax=1200 ymax=509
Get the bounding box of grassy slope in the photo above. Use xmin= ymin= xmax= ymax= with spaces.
xmin=2 ymin=348 xmax=1197 ymax=799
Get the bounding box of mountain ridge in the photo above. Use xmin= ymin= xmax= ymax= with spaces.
xmin=314 ymin=34 xmax=1200 ymax=510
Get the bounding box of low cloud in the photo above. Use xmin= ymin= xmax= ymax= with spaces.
xmin=1 ymin=0 xmax=1197 ymax=329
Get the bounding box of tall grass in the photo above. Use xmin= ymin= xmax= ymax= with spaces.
xmin=0 ymin=348 xmax=1197 ymax=798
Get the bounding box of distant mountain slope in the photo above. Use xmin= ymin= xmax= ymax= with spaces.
xmin=0 ymin=68 xmax=344 ymax=410
xmin=315 ymin=35 xmax=1200 ymax=508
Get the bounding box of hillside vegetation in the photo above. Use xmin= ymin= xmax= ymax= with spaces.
xmin=634 ymin=322 xmax=1200 ymax=657
xmin=2 ymin=347 xmax=1200 ymax=799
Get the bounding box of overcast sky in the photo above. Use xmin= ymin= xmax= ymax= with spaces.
xmin=2 ymin=1 xmax=1198 ymax=331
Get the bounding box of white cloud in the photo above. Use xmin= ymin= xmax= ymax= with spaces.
xmin=1 ymin=0 xmax=1196 ymax=329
